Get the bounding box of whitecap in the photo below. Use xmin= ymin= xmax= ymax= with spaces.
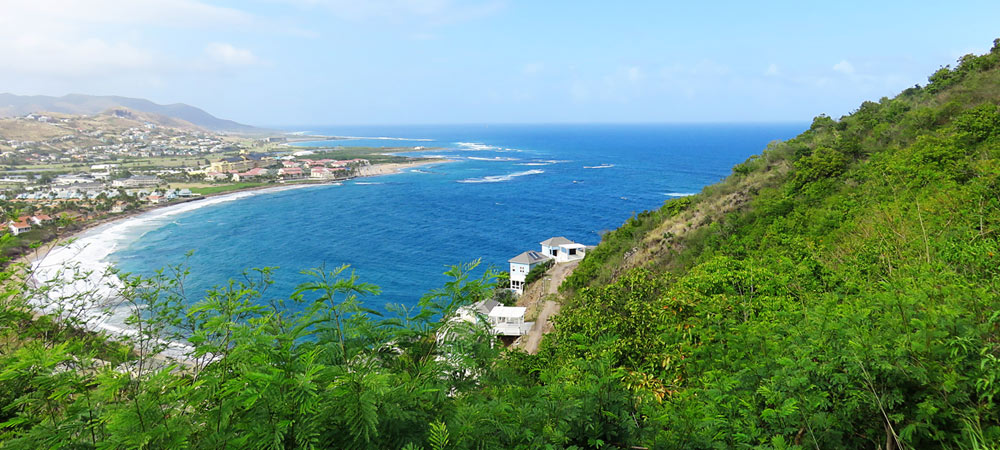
xmin=457 ymin=169 xmax=544 ymax=184
xmin=455 ymin=142 xmax=497 ymax=151
xmin=29 ymin=184 xmax=320 ymax=360
xmin=583 ymin=164 xmax=615 ymax=169
xmin=467 ymin=156 xmax=519 ymax=162
xmin=663 ymin=192 xmax=696 ymax=197
xmin=333 ymin=136 xmax=434 ymax=142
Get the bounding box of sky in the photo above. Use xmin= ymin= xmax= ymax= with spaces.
xmin=1 ymin=1 xmax=998 ymax=127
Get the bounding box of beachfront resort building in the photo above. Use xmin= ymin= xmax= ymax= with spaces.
xmin=508 ymin=236 xmax=589 ymax=294
xmin=112 ymin=175 xmax=162 ymax=188
xmin=5 ymin=214 xmax=55 ymax=235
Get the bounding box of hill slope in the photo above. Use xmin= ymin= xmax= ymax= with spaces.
xmin=544 ymin=38 xmax=1000 ymax=448
xmin=0 ymin=93 xmax=260 ymax=133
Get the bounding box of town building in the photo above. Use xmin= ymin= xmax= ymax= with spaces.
xmin=7 ymin=219 xmax=31 ymax=235
xmin=112 ymin=175 xmax=162 ymax=188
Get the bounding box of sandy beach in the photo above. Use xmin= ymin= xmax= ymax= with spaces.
xmin=23 ymin=157 xmax=452 ymax=359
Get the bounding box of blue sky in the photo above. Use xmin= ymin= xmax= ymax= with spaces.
xmin=1 ymin=1 xmax=998 ymax=126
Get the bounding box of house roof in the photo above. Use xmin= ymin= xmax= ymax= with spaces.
xmin=509 ymin=250 xmax=549 ymax=264
xmin=540 ymin=236 xmax=574 ymax=246
xmin=475 ymin=299 xmax=499 ymax=315
xmin=488 ymin=306 xmax=526 ymax=319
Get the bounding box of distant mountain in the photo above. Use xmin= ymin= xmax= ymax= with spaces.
xmin=0 ymin=93 xmax=263 ymax=134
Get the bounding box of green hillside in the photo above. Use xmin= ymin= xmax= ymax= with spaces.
xmin=547 ymin=38 xmax=1000 ymax=448
xmin=1 ymin=40 xmax=999 ymax=449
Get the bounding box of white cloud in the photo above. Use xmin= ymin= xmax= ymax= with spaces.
xmin=522 ymin=63 xmax=545 ymax=76
xmin=624 ymin=66 xmax=643 ymax=83
xmin=0 ymin=2 xmax=261 ymax=79
xmin=0 ymin=34 xmax=155 ymax=77
xmin=1 ymin=0 xmax=252 ymax=28
xmin=205 ymin=43 xmax=261 ymax=67
xmin=277 ymin=0 xmax=505 ymax=24
xmin=765 ymin=63 xmax=780 ymax=76
xmin=833 ymin=60 xmax=855 ymax=75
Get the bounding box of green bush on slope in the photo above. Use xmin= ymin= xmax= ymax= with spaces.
xmin=540 ymin=39 xmax=1000 ymax=448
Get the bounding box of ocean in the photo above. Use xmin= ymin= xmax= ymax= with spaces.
xmin=107 ymin=124 xmax=805 ymax=310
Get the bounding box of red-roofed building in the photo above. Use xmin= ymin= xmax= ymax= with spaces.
xmin=30 ymin=214 xmax=54 ymax=225
xmin=278 ymin=167 xmax=305 ymax=180
xmin=7 ymin=219 xmax=31 ymax=235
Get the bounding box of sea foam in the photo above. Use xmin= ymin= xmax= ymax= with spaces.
xmin=457 ymin=169 xmax=544 ymax=183
xmin=29 ymin=184 xmax=318 ymax=359
xmin=467 ymin=156 xmax=519 ymax=162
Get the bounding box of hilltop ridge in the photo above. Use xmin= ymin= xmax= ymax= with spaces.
xmin=0 ymin=93 xmax=263 ymax=134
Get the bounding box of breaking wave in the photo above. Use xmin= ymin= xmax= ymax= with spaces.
xmin=457 ymin=169 xmax=544 ymax=184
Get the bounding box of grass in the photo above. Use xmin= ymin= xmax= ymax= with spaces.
xmin=187 ymin=182 xmax=270 ymax=195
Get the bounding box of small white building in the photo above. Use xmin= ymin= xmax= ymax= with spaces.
xmin=487 ymin=306 xmax=531 ymax=336
xmin=508 ymin=250 xmax=550 ymax=294
xmin=450 ymin=299 xmax=533 ymax=338
xmin=540 ymin=236 xmax=586 ymax=263
xmin=8 ymin=220 xmax=31 ymax=235
xmin=508 ymin=236 xmax=589 ymax=295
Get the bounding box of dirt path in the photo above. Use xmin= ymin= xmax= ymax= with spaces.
xmin=519 ymin=260 xmax=579 ymax=354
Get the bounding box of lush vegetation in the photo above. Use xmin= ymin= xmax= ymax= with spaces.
xmin=187 ymin=182 xmax=270 ymax=196
xmin=2 ymin=40 xmax=1000 ymax=449
xmin=524 ymin=259 xmax=554 ymax=286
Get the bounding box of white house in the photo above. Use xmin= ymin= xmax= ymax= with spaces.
xmin=540 ymin=236 xmax=586 ymax=263
xmin=7 ymin=219 xmax=31 ymax=235
xmin=487 ymin=306 xmax=531 ymax=336
xmin=508 ymin=236 xmax=589 ymax=295
xmin=450 ymin=299 xmax=533 ymax=338
xmin=508 ymin=250 xmax=550 ymax=294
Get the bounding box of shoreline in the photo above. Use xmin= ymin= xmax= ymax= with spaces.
xmin=18 ymin=158 xmax=451 ymax=266
xmin=21 ymin=157 xmax=454 ymax=361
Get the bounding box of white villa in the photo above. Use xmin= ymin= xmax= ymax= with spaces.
xmin=540 ymin=236 xmax=587 ymax=263
xmin=508 ymin=236 xmax=588 ymax=294
xmin=487 ymin=306 xmax=531 ymax=336
xmin=451 ymin=299 xmax=532 ymax=337
xmin=508 ymin=250 xmax=549 ymax=294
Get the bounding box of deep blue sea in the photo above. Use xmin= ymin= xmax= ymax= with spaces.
xmin=111 ymin=124 xmax=804 ymax=310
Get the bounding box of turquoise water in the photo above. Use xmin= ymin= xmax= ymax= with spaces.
xmin=112 ymin=124 xmax=804 ymax=309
